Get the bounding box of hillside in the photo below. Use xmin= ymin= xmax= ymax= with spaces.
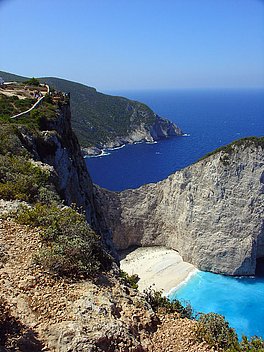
xmin=0 ymin=71 xmax=182 ymax=152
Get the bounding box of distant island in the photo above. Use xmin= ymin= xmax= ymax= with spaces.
xmin=0 ymin=71 xmax=182 ymax=156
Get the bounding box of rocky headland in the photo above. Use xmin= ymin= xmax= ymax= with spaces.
xmin=0 ymin=71 xmax=183 ymax=157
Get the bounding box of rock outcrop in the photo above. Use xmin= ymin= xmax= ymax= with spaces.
xmin=100 ymin=114 xmax=183 ymax=150
xmin=83 ymin=114 xmax=183 ymax=156
xmin=18 ymin=100 xmax=116 ymax=258
xmin=95 ymin=139 xmax=264 ymax=276
xmin=19 ymin=103 xmax=97 ymax=227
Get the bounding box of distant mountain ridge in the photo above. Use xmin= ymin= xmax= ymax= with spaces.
xmin=0 ymin=71 xmax=182 ymax=154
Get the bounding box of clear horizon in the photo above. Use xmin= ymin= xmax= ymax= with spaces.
xmin=1 ymin=0 xmax=264 ymax=91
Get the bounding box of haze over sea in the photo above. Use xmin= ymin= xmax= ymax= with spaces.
xmin=86 ymin=88 xmax=264 ymax=339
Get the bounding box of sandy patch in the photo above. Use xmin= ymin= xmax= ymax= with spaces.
xmin=120 ymin=246 xmax=197 ymax=295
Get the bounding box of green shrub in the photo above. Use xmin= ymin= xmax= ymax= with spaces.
xmin=143 ymin=288 xmax=193 ymax=318
xmin=0 ymin=154 xmax=57 ymax=203
xmin=194 ymin=313 xmax=239 ymax=350
xmin=0 ymin=125 xmax=27 ymax=156
xmin=0 ymin=93 xmax=36 ymax=118
xmin=23 ymin=77 xmax=40 ymax=86
xmin=16 ymin=204 xmax=112 ymax=278
xmin=120 ymin=270 xmax=139 ymax=289
xmin=234 ymin=336 xmax=264 ymax=352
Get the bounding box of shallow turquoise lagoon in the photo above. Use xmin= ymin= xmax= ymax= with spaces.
xmin=169 ymin=270 xmax=264 ymax=339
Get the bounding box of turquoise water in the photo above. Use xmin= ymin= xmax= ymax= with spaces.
xmin=169 ymin=271 xmax=264 ymax=339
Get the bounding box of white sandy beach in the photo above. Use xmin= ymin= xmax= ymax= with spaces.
xmin=120 ymin=246 xmax=197 ymax=295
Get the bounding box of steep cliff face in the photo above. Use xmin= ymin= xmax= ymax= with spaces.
xmin=95 ymin=139 xmax=264 ymax=275
xmin=20 ymin=103 xmax=97 ymax=227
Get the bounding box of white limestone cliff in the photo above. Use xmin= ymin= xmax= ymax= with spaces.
xmin=95 ymin=140 xmax=264 ymax=276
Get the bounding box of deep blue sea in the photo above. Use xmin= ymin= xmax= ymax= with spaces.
xmin=85 ymin=88 xmax=264 ymax=339
xmin=86 ymin=89 xmax=264 ymax=191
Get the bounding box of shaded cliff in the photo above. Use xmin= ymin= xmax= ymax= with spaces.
xmin=1 ymin=96 xmax=116 ymax=258
xmin=19 ymin=102 xmax=98 ymax=228
xmin=95 ymin=138 xmax=264 ymax=276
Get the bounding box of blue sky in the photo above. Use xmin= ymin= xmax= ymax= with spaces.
xmin=0 ymin=0 xmax=264 ymax=90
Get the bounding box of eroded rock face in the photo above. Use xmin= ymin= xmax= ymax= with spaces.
xmin=19 ymin=102 xmax=117 ymax=258
xmin=95 ymin=142 xmax=264 ymax=275
xmin=100 ymin=115 xmax=182 ymax=150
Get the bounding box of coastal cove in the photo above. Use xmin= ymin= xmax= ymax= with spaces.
xmin=120 ymin=247 xmax=264 ymax=340
xmin=88 ymin=89 xmax=264 ymax=340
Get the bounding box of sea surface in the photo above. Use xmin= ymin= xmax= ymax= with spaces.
xmin=85 ymin=88 xmax=264 ymax=339
xmin=169 ymin=269 xmax=264 ymax=339
xmin=86 ymin=89 xmax=264 ymax=191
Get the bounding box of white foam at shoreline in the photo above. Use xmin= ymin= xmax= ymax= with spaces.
xmin=107 ymin=144 xmax=126 ymax=151
xmin=86 ymin=149 xmax=111 ymax=158
xmin=166 ymin=268 xmax=199 ymax=297
xmin=183 ymin=133 xmax=191 ymax=137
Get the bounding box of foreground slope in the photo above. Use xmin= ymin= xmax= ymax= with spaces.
xmin=95 ymin=138 xmax=264 ymax=276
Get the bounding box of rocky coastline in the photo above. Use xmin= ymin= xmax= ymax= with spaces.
xmin=82 ymin=115 xmax=183 ymax=157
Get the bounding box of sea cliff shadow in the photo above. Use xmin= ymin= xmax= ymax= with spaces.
xmin=118 ymin=245 xmax=141 ymax=261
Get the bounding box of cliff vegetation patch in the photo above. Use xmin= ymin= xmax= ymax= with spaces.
xmin=16 ymin=204 xmax=112 ymax=279
xmin=144 ymin=287 xmax=193 ymax=319
xmin=0 ymin=154 xmax=57 ymax=204
xmin=200 ymin=137 xmax=264 ymax=162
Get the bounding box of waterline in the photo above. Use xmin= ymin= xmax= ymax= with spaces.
xmin=169 ymin=270 xmax=264 ymax=339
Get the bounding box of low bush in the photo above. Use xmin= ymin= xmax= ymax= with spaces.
xmin=23 ymin=77 xmax=40 ymax=86
xmin=0 ymin=154 xmax=57 ymax=203
xmin=16 ymin=204 xmax=112 ymax=278
xmin=194 ymin=312 xmax=239 ymax=350
xmin=237 ymin=335 xmax=264 ymax=352
xmin=0 ymin=124 xmax=27 ymax=156
xmin=143 ymin=287 xmax=193 ymax=319
xmin=120 ymin=270 xmax=139 ymax=289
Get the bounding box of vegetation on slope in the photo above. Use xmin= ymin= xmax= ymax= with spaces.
xmin=16 ymin=204 xmax=111 ymax=278
xmin=0 ymin=71 xmax=158 ymax=147
xmin=200 ymin=136 xmax=264 ymax=162
xmin=194 ymin=312 xmax=264 ymax=352
xmin=0 ymin=94 xmax=36 ymax=119
xmin=0 ymin=96 xmax=111 ymax=280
